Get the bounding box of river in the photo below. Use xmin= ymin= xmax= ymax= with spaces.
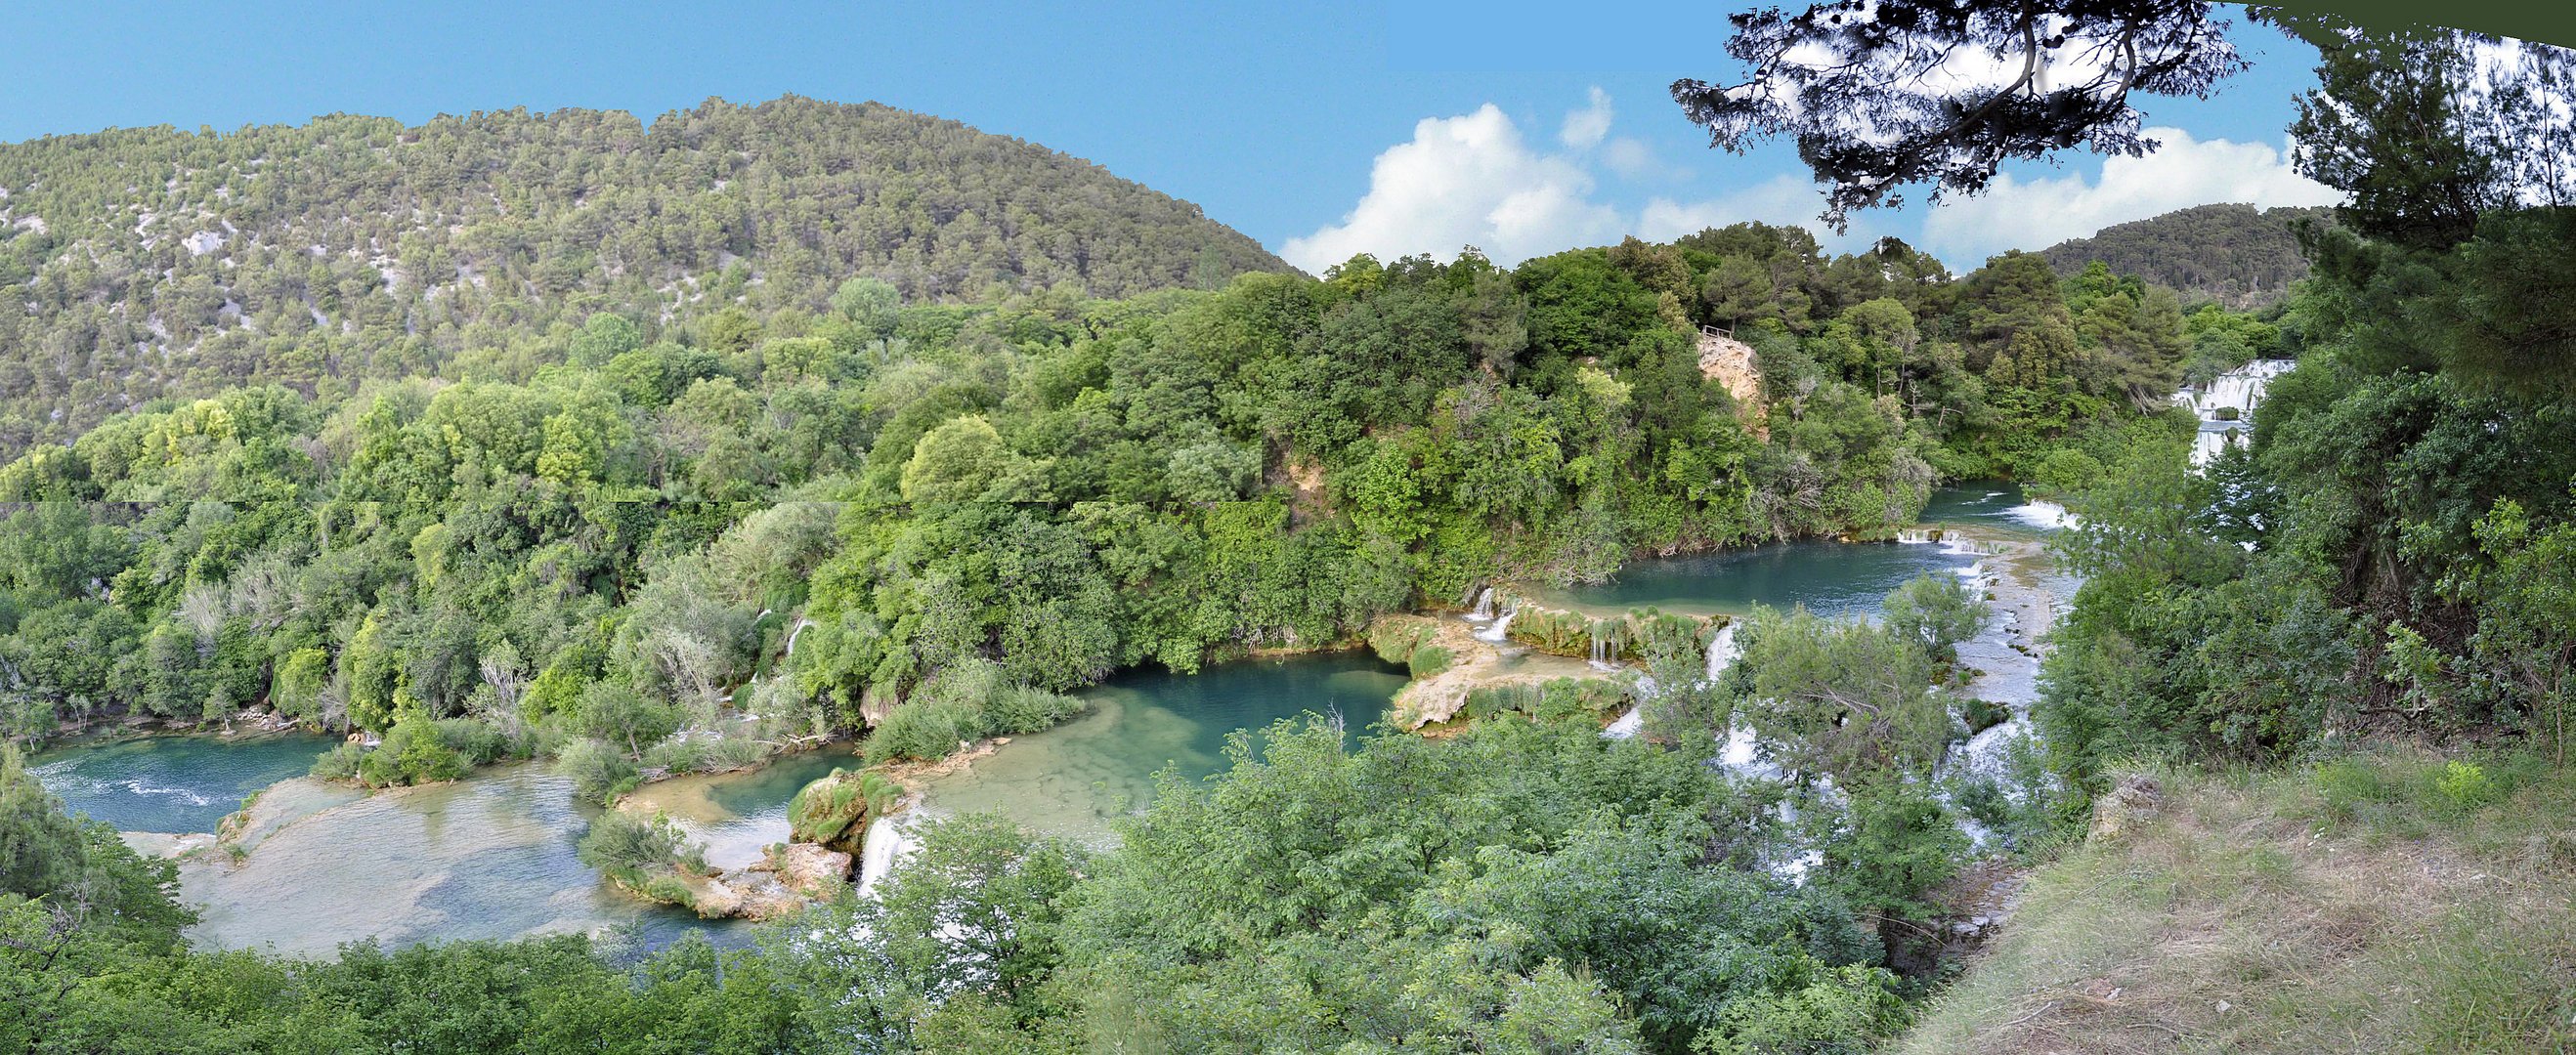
xmin=28 ymin=732 xmax=340 ymax=833
xmin=905 ymin=653 xmax=1411 ymax=845
xmin=1519 ymin=482 xmax=2058 ymax=620
xmin=29 ymin=483 xmax=2070 ymax=950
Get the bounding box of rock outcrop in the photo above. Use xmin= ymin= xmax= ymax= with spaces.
xmin=1697 ymin=327 xmax=1767 ymax=436
xmin=683 ymin=842 xmax=853 ymax=920
xmin=2088 ymin=774 xmax=2164 ymax=843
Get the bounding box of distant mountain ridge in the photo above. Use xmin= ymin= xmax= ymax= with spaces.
xmin=0 ymin=95 xmax=1289 ymax=450
xmin=2039 ymin=203 xmax=2333 ymax=309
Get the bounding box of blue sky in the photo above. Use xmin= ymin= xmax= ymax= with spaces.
xmin=6 ymin=1 xmax=2335 ymax=272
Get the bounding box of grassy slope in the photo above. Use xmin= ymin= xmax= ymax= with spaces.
xmin=1898 ymin=750 xmax=2576 ymax=1053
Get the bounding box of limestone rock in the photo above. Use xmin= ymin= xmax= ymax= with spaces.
xmin=2088 ymin=774 xmax=2164 ymax=843
xmin=762 ymin=841 xmax=852 ymax=897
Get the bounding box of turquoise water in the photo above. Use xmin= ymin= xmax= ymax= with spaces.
xmin=33 ymin=735 xmax=861 ymax=955
xmin=29 ymin=733 xmax=339 ymax=833
xmin=913 ymin=652 xmax=1411 ymax=843
xmin=1524 ymin=540 xmax=1978 ymax=619
xmin=179 ymin=764 xmax=750 ymax=956
xmin=1520 ymin=484 xmax=2057 ymax=619
xmin=1918 ymin=480 xmax=2068 ymax=535
xmin=622 ymin=746 xmax=864 ymax=871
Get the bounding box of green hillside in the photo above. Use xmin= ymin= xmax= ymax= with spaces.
xmin=2039 ymin=204 xmax=2332 ymax=308
xmin=0 ymin=96 xmax=1288 ymax=452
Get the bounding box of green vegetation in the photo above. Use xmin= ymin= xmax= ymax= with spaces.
xmin=1680 ymin=8 xmax=2576 ymax=1048
xmin=1880 ymin=571 xmax=1988 ymax=664
xmin=0 ymin=149 xmax=2203 ymax=797
xmin=0 ymin=97 xmax=1287 ymax=453
xmin=1898 ymin=752 xmax=2576 ymax=1053
xmin=575 ymin=809 xmax=707 ymax=893
xmin=19 ymin=6 xmax=2572 ymax=1048
xmin=784 ymin=767 xmax=901 ymax=854
xmin=1462 ymin=676 xmax=1630 ymax=721
xmin=2039 ymin=204 xmax=2334 ymax=309
xmin=4 ymin=706 xmax=1933 ymax=1053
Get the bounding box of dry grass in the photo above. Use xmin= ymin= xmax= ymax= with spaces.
xmin=1895 ymin=748 xmax=2576 ymax=1054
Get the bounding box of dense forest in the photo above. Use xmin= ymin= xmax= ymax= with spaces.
xmin=0 ymin=96 xmax=1288 ymax=455
xmin=10 ymin=5 xmax=2576 ymax=1051
xmin=2038 ymin=203 xmax=2331 ymax=309
xmin=0 ymin=125 xmax=2211 ymax=1044
xmin=0 ymin=207 xmax=2207 ymax=776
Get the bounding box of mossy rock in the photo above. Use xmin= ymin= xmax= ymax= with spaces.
xmin=1507 ymin=605 xmax=1706 ymax=662
xmin=787 ymin=768 xmax=903 ymax=855
xmin=1366 ymin=615 xmax=1439 ymax=666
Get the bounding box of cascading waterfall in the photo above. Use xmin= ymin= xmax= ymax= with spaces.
xmin=1587 ymin=623 xmax=1618 ymax=670
xmin=2003 ymin=500 xmax=2078 ymax=530
xmin=1475 ymin=606 xmax=1516 ymax=644
xmin=1703 ymin=622 xmax=1740 ymax=682
xmin=1893 ymin=528 xmax=1938 ymax=544
xmin=784 ymin=617 xmax=818 ymax=658
xmin=1465 ymin=586 xmax=1496 ymax=622
xmin=855 ymin=813 xmax=919 ymax=898
xmin=2177 ymin=359 xmax=2294 ymax=472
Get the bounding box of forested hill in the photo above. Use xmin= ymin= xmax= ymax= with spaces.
xmin=2039 ymin=203 xmax=2331 ymax=309
xmin=0 ymin=96 xmax=1288 ymax=453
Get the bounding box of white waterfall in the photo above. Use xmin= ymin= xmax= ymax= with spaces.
xmin=2177 ymin=359 xmax=2294 ymax=473
xmin=855 ymin=813 xmax=919 ymax=898
xmin=1603 ymin=708 xmax=1644 ymax=739
xmin=2003 ymin=499 xmax=2079 ymax=530
xmin=2189 ymin=359 xmax=2294 ymax=419
xmin=1588 ymin=629 xmax=1613 ymax=670
xmin=785 ymin=617 xmax=818 ymax=658
xmin=2192 ymin=421 xmax=2251 ymax=468
xmin=1715 ymin=724 xmax=1780 ymax=781
xmin=1703 ymin=622 xmax=1740 ymax=682
xmin=1893 ymin=528 xmax=1938 ymax=544
xmin=1475 ymin=607 xmax=1516 ymax=644
xmin=1465 ymin=586 xmax=1496 ymax=622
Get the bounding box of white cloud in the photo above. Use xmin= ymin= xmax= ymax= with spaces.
xmin=1918 ymin=127 xmax=2344 ymax=265
xmin=1561 ymin=87 xmax=1613 ymax=150
xmin=1280 ymin=93 xmax=1911 ymax=272
xmin=1602 ymin=137 xmax=1691 ymax=182
xmin=1279 ymin=105 xmax=1624 ymax=272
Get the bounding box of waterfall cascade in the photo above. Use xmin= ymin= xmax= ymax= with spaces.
xmin=1893 ymin=528 xmax=1939 ymax=544
xmin=1465 ymin=586 xmax=1496 ymax=622
xmin=2188 ymin=359 xmax=2294 ymax=418
xmin=2003 ymin=499 xmax=2079 ymax=530
xmin=855 ymin=813 xmax=919 ymax=898
xmin=1703 ymin=622 xmax=1740 ymax=682
xmin=2178 ymin=359 xmax=2294 ymax=471
xmin=1475 ymin=607 xmax=1516 ymax=644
